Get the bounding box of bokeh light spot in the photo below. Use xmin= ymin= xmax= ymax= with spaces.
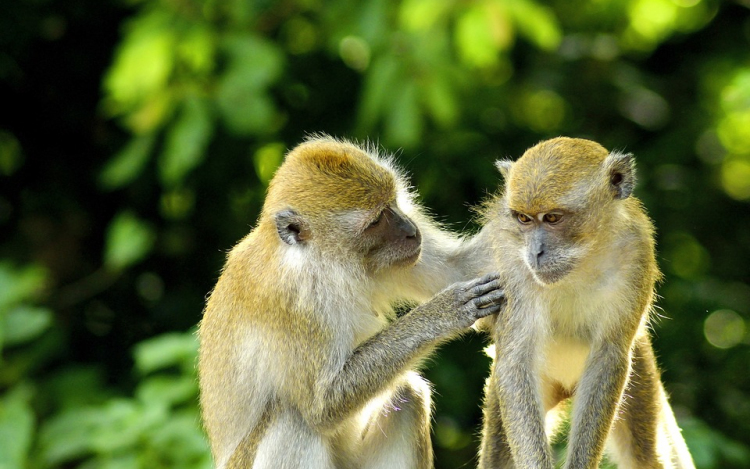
xmin=704 ymin=309 xmax=746 ymax=349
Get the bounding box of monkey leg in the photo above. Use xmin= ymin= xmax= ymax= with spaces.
xmin=358 ymin=371 xmax=434 ymax=469
xmin=606 ymin=338 xmax=694 ymax=469
xmin=249 ymin=409 xmax=336 ymax=469
xmin=478 ymin=373 xmax=515 ymax=469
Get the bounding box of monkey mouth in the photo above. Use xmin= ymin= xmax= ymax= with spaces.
xmin=530 ymin=264 xmax=572 ymax=286
xmin=396 ymin=246 xmax=422 ymax=267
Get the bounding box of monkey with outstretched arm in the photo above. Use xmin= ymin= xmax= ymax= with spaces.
xmin=198 ymin=136 xmax=504 ymax=469
xmin=471 ymin=137 xmax=694 ymax=468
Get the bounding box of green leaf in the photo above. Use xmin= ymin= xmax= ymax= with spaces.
xmin=135 ymin=375 xmax=197 ymax=407
xmin=142 ymin=409 xmax=211 ymax=468
xmin=385 ymin=81 xmax=423 ymax=148
xmin=103 ymin=212 xmax=156 ymax=271
xmin=357 ymin=55 xmax=399 ymax=130
xmin=3 ymin=305 xmax=53 ymax=347
xmin=80 ymin=454 xmax=139 ymax=469
xmin=455 ymin=4 xmax=504 ymax=67
xmin=222 ymin=34 xmax=284 ymax=89
xmin=216 ymin=87 xmax=278 ymax=135
xmin=159 ymin=97 xmax=213 ymax=187
xmin=0 ymin=386 xmax=34 ymax=469
xmin=42 ymin=366 xmax=107 ymax=410
xmin=215 ymin=34 xmax=284 ymax=135
xmin=507 ymin=0 xmax=562 ymax=51
xmin=0 ymin=130 xmax=23 ymax=177
xmin=399 ymin=0 xmax=452 ymax=31
xmin=422 ymin=76 xmax=458 ymax=127
xmin=39 ymin=399 xmax=166 ymax=465
xmin=103 ymin=10 xmax=175 ymax=115
xmin=133 ymin=332 xmax=198 ymax=375
xmin=253 ymin=142 xmax=285 ymax=185
xmin=99 ymin=134 xmax=155 ymax=190
xmin=0 ymin=262 xmax=47 ymax=313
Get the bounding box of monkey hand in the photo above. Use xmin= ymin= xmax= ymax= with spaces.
xmin=418 ymin=273 xmax=505 ymax=331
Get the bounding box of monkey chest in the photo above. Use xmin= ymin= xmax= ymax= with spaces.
xmin=541 ymin=337 xmax=590 ymax=392
xmin=538 ymin=289 xmax=623 ymax=390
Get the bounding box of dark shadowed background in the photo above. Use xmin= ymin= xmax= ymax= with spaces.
xmin=1 ymin=0 xmax=749 ymax=467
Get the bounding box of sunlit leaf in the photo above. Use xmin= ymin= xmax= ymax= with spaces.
xmin=124 ymin=90 xmax=175 ymax=135
xmin=507 ymin=0 xmax=561 ymax=51
xmin=103 ymin=10 xmax=175 ymax=115
xmin=159 ymin=96 xmax=213 ymax=187
xmin=178 ymin=25 xmax=216 ymax=75
xmin=99 ymin=134 xmax=155 ymax=190
xmin=721 ymin=156 xmax=750 ymax=201
xmin=253 ymin=142 xmax=285 ymax=184
xmin=455 ymin=4 xmax=509 ymax=67
xmin=3 ymin=305 xmax=53 ymax=347
xmin=103 ymin=212 xmax=156 ymax=270
xmin=133 ymin=332 xmax=198 ymax=375
xmin=0 ymin=385 xmax=34 ymax=469
xmin=399 ymin=0 xmax=452 ymax=31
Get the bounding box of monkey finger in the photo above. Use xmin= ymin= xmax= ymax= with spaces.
xmin=470 ymin=272 xmax=501 ymax=288
xmin=475 ymin=303 xmax=503 ymax=319
xmin=479 ymin=289 xmax=506 ymax=308
xmin=465 ymin=273 xmax=502 ymax=297
xmin=471 ymin=279 xmax=502 ymax=299
xmin=471 ymin=289 xmax=505 ymax=309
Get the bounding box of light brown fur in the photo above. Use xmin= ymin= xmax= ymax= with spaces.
xmin=198 ymin=136 xmax=503 ymax=469
xmin=470 ymin=137 xmax=694 ymax=469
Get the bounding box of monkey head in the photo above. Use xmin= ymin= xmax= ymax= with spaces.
xmin=496 ymin=137 xmax=636 ymax=286
xmin=262 ymin=137 xmax=422 ymax=272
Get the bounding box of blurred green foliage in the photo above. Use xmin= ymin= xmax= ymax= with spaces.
xmin=1 ymin=0 xmax=749 ymax=467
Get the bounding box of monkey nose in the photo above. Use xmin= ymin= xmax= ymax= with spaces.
xmin=403 ymin=221 xmax=418 ymax=238
xmin=536 ymin=248 xmax=545 ymax=261
xmin=531 ymin=246 xmax=545 ymax=268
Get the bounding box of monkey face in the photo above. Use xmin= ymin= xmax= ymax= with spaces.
xmin=361 ymin=204 xmax=422 ymax=272
xmin=510 ymin=209 xmax=582 ymax=286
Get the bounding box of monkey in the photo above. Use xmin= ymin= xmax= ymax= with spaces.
xmin=468 ymin=137 xmax=694 ymax=468
xmin=197 ymin=136 xmax=505 ymax=469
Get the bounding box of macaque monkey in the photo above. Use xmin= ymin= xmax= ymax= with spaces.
xmin=472 ymin=137 xmax=694 ymax=468
xmin=198 ymin=136 xmax=504 ymax=469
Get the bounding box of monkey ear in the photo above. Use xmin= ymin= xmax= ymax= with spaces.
xmin=275 ymin=209 xmax=311 ymax=245
xmin=605 ymin=151 xmax=636 ymax=199
xmin=494 ymin=160 xmax=513 ymax=179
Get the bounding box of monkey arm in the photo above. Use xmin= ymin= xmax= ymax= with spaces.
xmin=303 ymin=275 xmax=504 ymax=430
xmin=492 ymin=312 xmax=555 ymax=469
xmin=565 ymin=339 xmax=632 ymax=469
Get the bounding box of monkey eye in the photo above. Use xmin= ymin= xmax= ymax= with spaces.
xmin=515 ymin=212 xmax=532 ymax=224
xmin=368 ymin=210 xmax=384 ymax=228
xmin=543 ymin=213 xmax=563 ymax=224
